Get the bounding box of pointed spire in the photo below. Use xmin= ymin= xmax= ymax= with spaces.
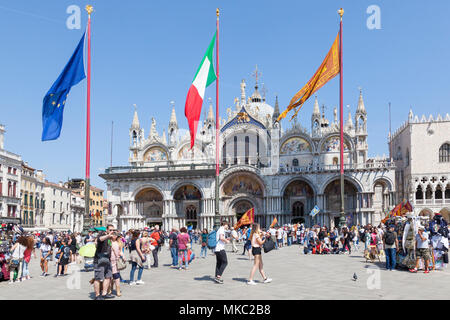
xmin=313 ymin=96 xmax=320 ymax=115
xmin=161 ymin=129 xmax=167 ymax=144
xmin=272 ymin=95 xmax=280 ymax=122
xmin=169 ymin=101 xmax=178 ymax=129
xmin=356 ymin=89 xmax=366 ymax=114
xmin=207 ymin=100 xmax=214 ymax=122
xmin=131 ymin=104 xmax=140 ymax=129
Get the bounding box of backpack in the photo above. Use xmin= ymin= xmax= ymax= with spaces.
xmin=63 ymin=246 xmax=71 ymax=259
xmin=385 ymin=231 xmax=396 ymax=246
xmin=207 ymin=230 xmax=217 ymax=249
xmin=157 ymin=231 xmax=164 ymax=246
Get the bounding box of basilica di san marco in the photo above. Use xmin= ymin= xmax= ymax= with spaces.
xmin=100 ymin=77 xmax=396 ymax=232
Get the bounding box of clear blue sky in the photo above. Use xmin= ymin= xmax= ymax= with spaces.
xmin=1 ymin=0 xmax=449 ymax=191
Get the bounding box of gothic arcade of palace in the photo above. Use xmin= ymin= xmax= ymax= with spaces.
xmin=100 ymin=78 xmax=396 ymax=232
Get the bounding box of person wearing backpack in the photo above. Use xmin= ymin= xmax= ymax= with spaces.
xmin=55 ymin=238 xmax=72 ymax=277
xmin=383 ymin=225 xmax=398 ymax=271
xmin=200 ymin=229 xmax=208 ymax=258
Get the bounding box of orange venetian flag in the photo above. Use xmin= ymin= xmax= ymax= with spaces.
xmin=234 ymin=207 xmax=255 ymax=230
xmin=277 ymin=32 xmax=340 ymax=121
xmin=270 ymin=217 xmax=278 ymax=228
xmin=381 ymin=200 xmax=413 ymax=224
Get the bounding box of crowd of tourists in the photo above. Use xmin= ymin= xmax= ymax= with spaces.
xmin=1 ymin=212 xmax=448 ymax=299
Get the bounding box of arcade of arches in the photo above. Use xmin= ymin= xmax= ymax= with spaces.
xmin=415 ymin=183 xmax=450 ymax=204
xmin=113 ymin=185 xmax=217 ymax=231
xmin=110 ymin=176 xmax=395 ymax=231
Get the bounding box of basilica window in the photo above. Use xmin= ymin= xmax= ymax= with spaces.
xmin=234 ymin=136 xmax=237 ymax=164
xmin=245 ymin=136 xmax=249 ymax=164
xmin=256 ymin=134 xmax=260 ymax=155
xmin=292 ymin=158 xmax=299 ymax=167
xmin=406 ymin=148 xmax=410 ymax=166
xmin=186 ymin=205 xmax=197 ymax=220
xmin=222 ymin=141 xmax=226 ymax=164
xmin=439 ymin=143 xmax=450 ymax=162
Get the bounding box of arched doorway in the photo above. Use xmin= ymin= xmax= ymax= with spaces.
xmin=174 ymin=185 xmax=202 ymax=229
xmin=135 ymin=188 xmax=164 ymax=227
xmin=324 ymin=179 xmax=358 ymax=226
xmin=222 ymin=171 xmax=264 ymax=226
xmin=373 ymin=180 xmax=391 ymax=215
xmin=283 ymin=180 xmax=314 ymax=226
xmin=291 ymin=201 xmax=305 ymax=224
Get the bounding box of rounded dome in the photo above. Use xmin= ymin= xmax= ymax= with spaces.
xmin=248 ymin=101 xmax=274 ymax=120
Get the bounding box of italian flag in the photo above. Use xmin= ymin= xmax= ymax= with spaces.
xmin=185 ymin=32 xmax=217 ymax=149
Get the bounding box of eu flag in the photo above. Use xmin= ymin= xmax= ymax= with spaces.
xmin=42 ymin=33 xmax=86 ymax=141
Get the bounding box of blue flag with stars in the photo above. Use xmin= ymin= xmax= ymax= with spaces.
xmin=42 ymin=33 xmax=86 ymax=141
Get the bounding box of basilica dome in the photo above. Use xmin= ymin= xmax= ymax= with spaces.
xmin=248 ymin=101 xmax=274 ymax=121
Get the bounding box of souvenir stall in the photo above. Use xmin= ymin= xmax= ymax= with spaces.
xmin=429 ymin=213 xmax=449 ymax=270
xmin=391 ymin=216 xmax=410 ymax=269
xmin=0 ymin=223 xmax=13 ymax=281
xmin=393 ymin=215 xmax=435 ymax=270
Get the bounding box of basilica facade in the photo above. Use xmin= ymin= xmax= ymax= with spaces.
xmin=100 ymin=78 xmax=396 ymax=232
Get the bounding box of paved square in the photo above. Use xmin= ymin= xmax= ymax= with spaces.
xmin=1 ymin=243 xmax=448 ymax=300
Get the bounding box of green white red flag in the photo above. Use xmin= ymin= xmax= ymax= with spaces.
xmin=184 ymin=32 xmax=217 ymax=149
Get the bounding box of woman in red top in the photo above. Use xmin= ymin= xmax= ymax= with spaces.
xmin=177 ymin=227 xmax=190 ymax=270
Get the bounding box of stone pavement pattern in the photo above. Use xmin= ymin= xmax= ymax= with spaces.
xmin=0 ymin=243 xmax=449 ymax=300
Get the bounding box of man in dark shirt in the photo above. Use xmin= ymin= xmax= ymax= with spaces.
xmin=318 ymin=228 xmax=327 ymax=241
xmin=169 ymin=228 xmax=179 ymax=267
xmin=93 ymin=224 xmax=114 ymax=300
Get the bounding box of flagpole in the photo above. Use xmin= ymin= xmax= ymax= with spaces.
xmin=214 ymin=8 xmax=220 ymax=229
xmin=338 ymin=8 xmax=346 ymax=228
xmin=84 ymin=5 xmax=93 ymax=232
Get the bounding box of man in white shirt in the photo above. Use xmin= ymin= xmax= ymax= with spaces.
xmin=411 ymin=226 xmax=431 ymax=273
xmin=277 ymin=227 xmax=283 ymax=248
xmin=230 ymin=228 xmax=239 ymax=253
xmin=215 ymin=221 xmax=230 ymax=284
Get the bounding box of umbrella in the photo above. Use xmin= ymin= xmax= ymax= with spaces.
xmin=78 ymin=243 xmax=96 ymax=258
